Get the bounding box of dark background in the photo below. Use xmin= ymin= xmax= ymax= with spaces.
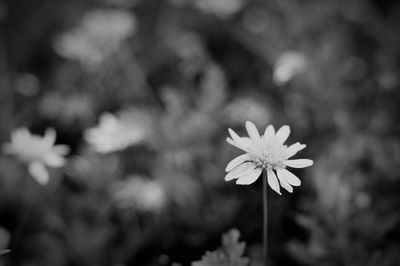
xmin=0 ymin=0 xmax=400 ymax=265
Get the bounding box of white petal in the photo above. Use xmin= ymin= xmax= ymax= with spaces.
xmin=275 ymin=125 xmax=290 ymax=144
xmin=44 ymin=128 xmax=56 ymax=145
xmin=285 ymin=142 xmax=306 ymax=158
xmin=267 ymin=169 xmax=281 ymax=195
xmin=245 ymin=121 xmax=261 ymax=142
xmin=28 ymin=162 xmax=49 ymax=185
xmin=43 ymin=153 xmax=65 ymax=167
xmin=226 ymin=138 xmax=248 ymax=152
xmin=236 ymin=168 xmax=262 ymax=185
xmin=279 ymin=179 xmax=293 ymax=193
xmin=275 ymin=170 xmax=294 ymax=193
xmin=284 ymin=159 xmax=313 ymax=168
xmin=225 ymin=162 xmax=255 ymax=181
xmin=225 ymin=154 xmax=251 ymax=172
xmin=228 ymin=129 xmax=252 ymax=149
xmin=53 ymin=145 xmax=70 ymax=156
xmin=277 ymin=168 xmax=301 ymax=186
xmin=239 ymin=137 xmax=253 ymax=147
xmin=264 ymin=125 xmax=275 ymax=140
xmin=12 ymin=128 xmax=30 ymax=143
xmin=228 ymin=128 xmax=243 ymax=143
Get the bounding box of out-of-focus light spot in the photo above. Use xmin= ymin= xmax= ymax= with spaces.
xmin=273 ymin=51 xmax=309 ymax=85
xmin=194 ymin=0 xmax=244 ymax=18
xmin=111 ymin=176 xmax=167 ymax=212
xmin=53 ymin=9 xmax=136 ymax=71
xmin=15 ymin=73 xmax=40 ymax=96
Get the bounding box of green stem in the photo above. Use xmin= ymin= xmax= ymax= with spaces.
xmin=263 ymin=171 xmax=268 ymax=266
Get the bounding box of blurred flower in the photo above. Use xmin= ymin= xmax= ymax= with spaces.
xmin=273 ymin=51 xmax=309 ymax=85
xmin=53 ymin=9 xmax=136 ymax=70
xmin=84 ymin=110 xmax=153 ymax=154
xmin=225 ymin=121 xmax=313 ymax=194
xmin=194 ymin=0 xmax=244 ymax=18
xmin=111 ymin=176 xmax=166 ymax=212
xmin=3 ymin=128 xmax=69 ymax=184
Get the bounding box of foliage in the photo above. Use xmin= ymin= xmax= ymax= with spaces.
xmin=191 ymin=229 xmax=249 ymax=266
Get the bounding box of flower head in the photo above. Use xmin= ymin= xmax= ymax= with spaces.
xmin=3 ymin=128 xmax=70 ymax=185
xmin=225 ymin=121 xmax=313 ymax=194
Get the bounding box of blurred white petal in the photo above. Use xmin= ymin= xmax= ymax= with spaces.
xmin=28 ymin=162 xmax=49 ymax=185
xmin=226 ymin=137 xmax=248 ymax=152
xmin=275 ymin=125 xmax=290 ymax=144
xmin=267 ymin=169 xmax=281 ymax=195
xmin=236 ymin=168 xmax=262 ymax=185
xmin=279 ymin=179 xmax=293 ymax=193
xmin=43 ymin=153 xmax=65 ymax=167
xmin=277 ymin=168 xmax=301 ymax=186
xmin=225 ymin=154 xmax=250 ymax=172
xmin=284 ymin=159 xmax=313 ymax=168
xmin=285 ymin=142 xmax=306 ymax=158
xmin=264 ymin=125 xmax=275 ymax=140
xmin=225 ymin=162 xmax=255 ymax=181
xmin=44 ymin=128 xmax=56 ymax=145
xmin=245 ymin=121 xmax=261 ymax=143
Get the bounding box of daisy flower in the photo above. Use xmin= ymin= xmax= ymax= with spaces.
xmin=3 ymin=128 xmax=70 ymax=185
xmin=225 ymin=121 xmax=313 ymax=194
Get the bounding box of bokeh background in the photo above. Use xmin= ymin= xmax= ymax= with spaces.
xmin=0 ymin=0 xmax=400 ymax=265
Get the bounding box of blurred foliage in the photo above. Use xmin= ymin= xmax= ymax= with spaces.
xmin=0 ymin=0 xmax=400 ymax=265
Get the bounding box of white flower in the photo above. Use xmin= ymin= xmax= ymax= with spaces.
xmin=84 ymin=111 xmax=152 ymax=154
xmin=3 ymin=128 xmax=70 ymax=185
xmin=273 ymin=51 xmax=308 ymax=85
xmin=225 ymin=121 xmax=313 ymax=194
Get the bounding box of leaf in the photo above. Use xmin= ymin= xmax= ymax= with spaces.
xmin=191 ymin=229 xmax=249 ymax=266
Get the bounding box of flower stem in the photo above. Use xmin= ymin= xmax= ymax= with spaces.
xmin=263 ymin=171 xmax=268 ymax=266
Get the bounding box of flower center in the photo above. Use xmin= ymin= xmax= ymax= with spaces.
xmin=248 ymin=142 xmax=287 ymax=169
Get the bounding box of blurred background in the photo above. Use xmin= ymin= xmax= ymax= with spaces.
xmin=0 ymin=0 xmax=400 ymax=265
